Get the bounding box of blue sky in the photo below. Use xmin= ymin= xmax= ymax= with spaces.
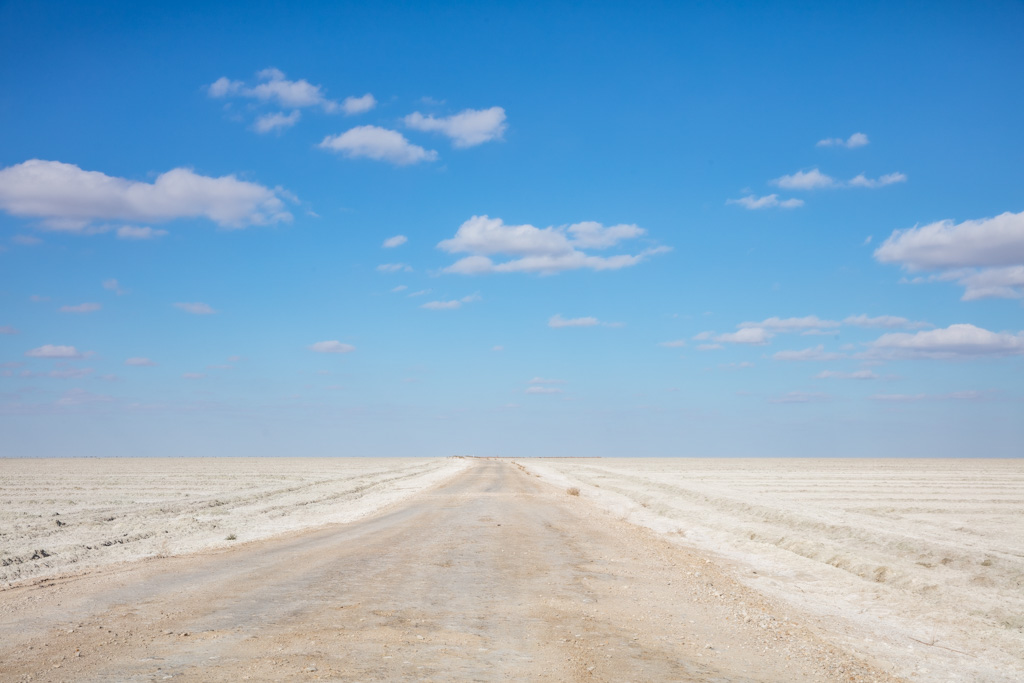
xmin=1 ymin=1 xmax=1022 ymax=457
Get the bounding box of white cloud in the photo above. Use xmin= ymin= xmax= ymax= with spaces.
xmin=0 ymin=326 xmax=18 ymax=335
xmin=0 ymin=160 xmax=291 ymax=231
xmin=842 ymin=314 xmax=931 ymax=329
xmin=59 ymin=302 xmax=101 ymax=314
xmin=722 ymin=361 xmax=755 ymax=369
xmin=209 ymin=68 xmax=338 ymax=111
xmin=817 ymin=132 xmax=869 ymax=148
xmin=421 ymin=294 xmax=480 ymax=310
xmin=310 ymin=340 xmax=356 ymax=354
xmin=816 ymin=370 xmax=878 ymax=380
xmin=253 ymin=110 xmax=301 ymax=134
xmin=874 ymin=210 xmax=1024 ymax=300
xmin=697 ymin=343 xmax=724 ymax=351
xmin=125 ymin=357 xmax=157 ymax=366
xmin=715 ymin=328 xmax=773 ymax=345
xmin=13 ymin=234 xmax=43 ymax=245
xmin=773 ymin=345 xmax=846 ymax=361
xmin=726 ymin=194 xmax=804 ymax=209
xmin=438 ymin=215 xmax=667 ymax=275
xmin=391 ymin=285 xmax=408 ymax=292
xmin=377 ymin=263 xmax=412 ymax=273
xmin=383 ymin=235 xmax=408 ymax=248
xmin=548 ymin=314 xmax=599 ymax=328
xmin=117 ymin=225 xmax=168 ymax=240
xmin=341 ymin=93 xmax=377 ymax=115
xmin=526 ymin=386 xmax=563 ymax=395
xmin=659 ymin=339 xmax=687 ymax=348
xmin=404 ymin=107 xmax=507 ymax=147
xmin=848 ymin=172 xmax=907 ymax=188
xmin=408 ymin=289 xmax=430 ymax=297
xmin=320 ymin=126 xmax=438 ymax=165
xmin=740 ymin=316 xmax=839 ymax=331
xmin=773 ymin=168 xmax=836 ymax=190
xmin=174 ymin=302 xmax=216 ymax=315
xmin=865 ymin=323 xmax=1024 ymax=359
xmin=25 ymin=345 xmax=85 ymax=359
xmin=772 ymin=168 xmax=905 ymax=191
xmin=102 ymin=278 xmax=126 ymax=295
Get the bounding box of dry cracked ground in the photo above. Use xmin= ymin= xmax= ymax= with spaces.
xmin=0 ymin=460 xmax=902 ymax=682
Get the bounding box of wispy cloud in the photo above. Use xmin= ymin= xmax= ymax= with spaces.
xmin=816 ymin=370 xmax=878 ymax=380
xmin=382 ymin=235 xmax=408 ymax=248
xmin=309 ymin=340 xmax=356 ymax=353
xmin=253 ymin=110 xmax=301 ymax=134
xmin=174 ymin=302 xmax=216 ymax=315
xmin=59 ymin=302 xmax=101 ymax=314
xmin=125 ymin=357 xmax=157 ymax=366
xmin=773 ymin=345 xmax=845 ymax=361
xmin=421 ymin=294 xmax=481 ymax=310
xmin=117 ymin=225 xmax=168 ymax=240
xmin=25 ymin=345 xmax=86 ymax=359
xmin=816 ymin=132 xmax=869 ymax=148
xmin=377 ymin=263 xmax=412 ymax=273
xmin=726 ymin=194 xmax=804 ymax=210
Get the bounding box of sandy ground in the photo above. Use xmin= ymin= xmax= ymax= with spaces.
xmin=0 ymin=459 xmax=900 ymax=682
xmin=520 ymin=458 xmax=1024 ymax=683
xmin=1 ymin=457 xmax=470 ymax=585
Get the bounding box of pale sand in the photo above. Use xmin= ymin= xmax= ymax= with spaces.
xmin=520 ymin=458 xmax=1024 ymax=682
xmin=0 ymin=457 xmax=470 ymax=585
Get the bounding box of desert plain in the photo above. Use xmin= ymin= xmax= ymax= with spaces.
xmin=0 ymin=456 xmax=1021 ymax=682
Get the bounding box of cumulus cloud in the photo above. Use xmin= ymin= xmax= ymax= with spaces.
xmin=726 ymin=194 xmax=804 ymax=210
xmin=874 ymin=210 xmax=1024 ymax=300
xmin=421 ymin=294 xmax=480 ymax=310
xmin=714 ymin=328 xmax=773 ymax=345
xmin=848 ymin=172 xmax=907 ymax=188
xmin=253 ymin=110 xmax=301 ymax=134
xmin=320 ymin=126 xmax=437 ymax=165
xmin=816 ymin=370 xmax=878 ymax=379
xmin=342 ymin=93 xmax=377 ymax=115
xmin=209 ymin=68 xmax=341 ymax=111
xmin=59 ymin=302 xmax=101 ymax=314
xmin=377 ymin=263 xmax=412 ymax=273
xmin=309 ymin=340 xmax=356 ymax=354
xmin=0 ymin=160 xmax=291 ymax=231
xmin=25 ymin=345 xmax=85 ymax=359
xmin=740 ymin=316 xmax=839 ymax=332
xmin=117 ymin=225 xmax=168 ymax=240
xmin=773 ymin=345 xmax=845 ymax=361
xmin=174 ymin=302 xmax=216 ymax=315
xmin=772 ymin=168 xmax=906 ymax=191
xmin=773 ymin=168 xmax=836 ymax=190
xmin=404 ymin=107 xmax=507 ymax=147
xmin=438 ymin=215 xmax=668 ymax=275
xmin=843 ymin=314 xmax=931 ymax=329
xmin=864 ymin=323 xmax=1024 ymax=359
xmin=125 ymin=357 xmax=157 ymax=366
xmin=817 ymin=132 xmax=869 ymax=148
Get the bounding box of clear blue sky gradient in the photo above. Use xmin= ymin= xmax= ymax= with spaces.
xmin=1 ymin=1 xmax=1022 ymax=457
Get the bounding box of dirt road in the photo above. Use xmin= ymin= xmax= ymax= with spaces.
xmin=0 ymin=460 xmax=899 ymax=682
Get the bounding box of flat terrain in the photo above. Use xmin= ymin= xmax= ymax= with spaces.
xmin=0 ymin=460 xmax=896 ymax=682
xmin=524 ymin=458 xmax=1024 ymax=682
xmin=0 ymin=457 xmax=469 ymax=585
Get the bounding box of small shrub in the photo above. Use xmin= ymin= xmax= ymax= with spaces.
xmin=566 ymin=487 xmax=580 ymax=496
xmin=225 ymin=534 xmax=237 ymax=541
